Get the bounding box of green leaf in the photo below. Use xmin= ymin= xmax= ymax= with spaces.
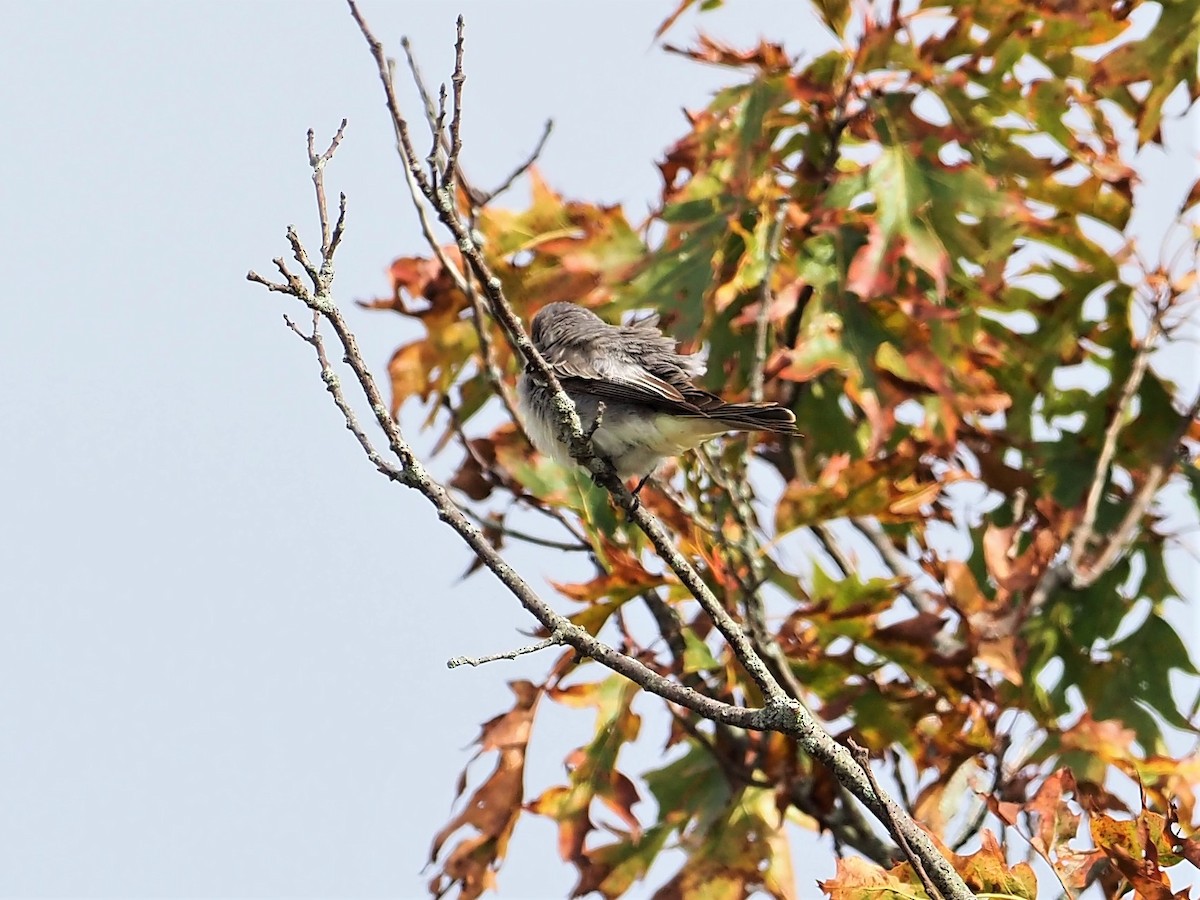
xmin=1108 ymin=612 xmax=1199 ymax=732
xmin=644 ymin=743 xmax=731 ymax=831
xmin=812 ymin=0 xmax=850 ymax=37
xmin=868 ymin=145 xmax=930 ymax=240
xmin=682 ymin=628 xmax=722 ymax=673
xmin=579 ymin=825 xmax=671 ymax=898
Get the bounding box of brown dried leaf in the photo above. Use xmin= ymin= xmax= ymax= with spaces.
xmin=428 ymin=681 xmax=541 ymax=900
xmin=845 ymin=222 xmax=902 ymax=299
xmin=1025 ymin=768 xmax=1079 ymax=859
xmin=818 ymin=857 xmax=911 ymax=899
xmin=663 ymin=35 xmax=793 ymax=72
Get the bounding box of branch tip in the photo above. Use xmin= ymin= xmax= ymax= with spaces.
xmin=446 ymin=634 xmax=564 ymax=669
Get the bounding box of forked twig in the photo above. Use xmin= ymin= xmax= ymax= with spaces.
xmin=444 ymin=16 xmax=466 ymax=198
xmin=307 ymin=118 xmax=348 ymax=259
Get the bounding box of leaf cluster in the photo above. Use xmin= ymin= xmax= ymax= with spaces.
xmin=360 ymin=2 xmax=1200 ymax=897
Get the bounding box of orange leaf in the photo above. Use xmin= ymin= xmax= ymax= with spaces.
xmin=428 ymin=681 xmax=541 ymax=900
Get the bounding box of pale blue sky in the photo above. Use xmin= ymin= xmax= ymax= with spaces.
xmin=1 ymin=2 xmax=1195 ymax=898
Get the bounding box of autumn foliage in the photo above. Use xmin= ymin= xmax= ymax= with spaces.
xmin=360 ymin=1 xmax=1200 ymax=897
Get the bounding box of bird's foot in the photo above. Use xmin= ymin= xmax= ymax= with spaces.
xmin=627 ymin=473 xmax=654 ymax=509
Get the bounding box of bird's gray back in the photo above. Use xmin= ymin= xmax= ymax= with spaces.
xmin=530 ymin=302 xmax=705 ymax=397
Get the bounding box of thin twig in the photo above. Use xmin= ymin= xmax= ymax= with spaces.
xmin=1029 ymin=327 xmax=1199 ymax=609
xmin=383 ymin=58 xmax=469 ymax=293
xmin=463 ymin=269 xmax=521 ymax=421
xmin=399 ymin=32 xmax=488 ymax=207
xmin=444 ymin=16 xmax=467 ymax=198
xmin=447 ymin=634 xmax=565 ymax=669
xmin=476 ymin=118 xmax=554 ymax=206
xmin=518 ymin=496 xmax=594 ymax=547
xmin=347 ymin=3 xmax=434 ymax=198
xmin=286 ymin=225 xmax=319 ymax=284
xmin=282 ymin=311 xmax=403 ymax=481
xmin=390 ymin=39 xmax=520 ymax=427
xmin=427 ymin=83 xmax=448 ymax=190
xmin=850 ymin=741 xmax=945 ymax=900
xmin=851 ymin=517 xmax=942 ymax=614
xmin=812 ymin=522 xmax=854 ymax=579
xmin=386 ymin=50 xmax=519 ymax=423
xmin=401 ymin=35 xmax=440 ymax=130
xmin=950 ymin=736 xmax=1010 ymax=852
xmin=640 ymin=588 xmax=690 ymax=676
xmin=400 ymin=34 xmax=447 ymax=179
xmin=458 ymin=506 xmax=591 ymax=553
xmin=1078 ymin=387 xmax=1200 ymax=583
xmin=696 ymin=446 xmax=802 ymax=699
xmin=1077 ymin=467 xmax=1164 ymax=585
xmin=750 ymin=201 xmax=788 ymax=404
xmin=1069 ymin=315 xmax=1162 ymax=569
xmin=307 ymin=118 xmax=348 ymax=257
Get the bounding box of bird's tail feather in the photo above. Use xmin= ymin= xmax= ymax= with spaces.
xmin=709 ymin=402 xmax=799 ymax=434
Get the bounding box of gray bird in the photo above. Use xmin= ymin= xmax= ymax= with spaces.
xmin=516 ymin=302 xmax=798 ymax=479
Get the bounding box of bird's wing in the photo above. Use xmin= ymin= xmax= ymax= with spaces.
xmin=545 ymin=349 xmax=797 ymax=430
xmin=544 ymin=349 xmax=694 ymax=408
xmin=534 ymin=306 xmax=724 ymax=414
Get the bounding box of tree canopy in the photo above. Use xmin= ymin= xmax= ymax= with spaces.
xmin=254 ymin=1 xmax=1200 ymax=897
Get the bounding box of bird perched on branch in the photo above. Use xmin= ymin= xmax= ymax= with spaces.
xmin=516 ymin=301 xmax=798 ymax=479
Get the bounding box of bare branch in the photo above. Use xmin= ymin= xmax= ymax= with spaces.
xmin=283 ymin=311 xmax=405 ymax=481
xmin=458 ymin=506 xmax=591 ymax=553
xmin=447 ymin=634 xmax=565 ymax=669
xmin=381 ymin=44 xmax=521 ymax=427
xmin=382 ymin=25 xmax=521 ymax=427
xmin=307 ymin=118 xmax=348 ymax=257
xmin=347 ymin=0 xmax=433 ymax=197
xmin=476 ymin=118 xmax=554 ymax=207
xmin=850 ymin=741 xmax=945 ymax=900
xmin=353 ymin=0 xmax=788 ymax=708
xmin=251 ymin=159 xmax=756 ymax=742
xmin=444 ymin=15 xmax=466 ymax=197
